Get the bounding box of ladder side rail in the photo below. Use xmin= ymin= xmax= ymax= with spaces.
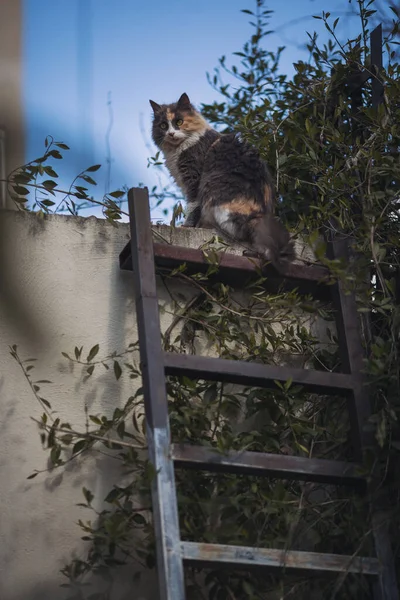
xmin=128 ymin=187 xmax=186 ymax=600
xmin=329 ymin=238 xmax=398 ymax=600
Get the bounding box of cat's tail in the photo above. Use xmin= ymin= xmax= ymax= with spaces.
xmin=247 ymin=214 xmax=295 ymax=267
xmin=198 ymin=205 xmax=295 ymax=267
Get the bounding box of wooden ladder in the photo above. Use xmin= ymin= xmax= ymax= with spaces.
xmin=119 ymin=187 xmax=398 ymax=600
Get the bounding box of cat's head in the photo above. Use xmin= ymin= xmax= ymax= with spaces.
xmin=149 ymin=93 xmax=210 ymax=150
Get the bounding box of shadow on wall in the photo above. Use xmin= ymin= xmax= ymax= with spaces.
xmin=12 ymin=583 xmax=68 ymax=600
xmin=10 ymin=568 xmax=159 ymax=600
xmin=0 ymin=212 xmax=48 ymax=345
xmin=0 ymin=211 xmax=159 ymax=600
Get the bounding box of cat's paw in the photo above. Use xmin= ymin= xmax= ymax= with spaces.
xmin=242 ymin=249 xmax=261 ymax=258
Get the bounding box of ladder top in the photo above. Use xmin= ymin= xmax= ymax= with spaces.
xmin=120 ymin=239 xmax=331 ymax=299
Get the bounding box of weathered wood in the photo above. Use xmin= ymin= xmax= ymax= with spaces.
xmin=164 ymin=351 xmax=355 ymax=395
xmin=128 ymin=188 xmax=185 ymax=600
xmin=371 ymin=512 xmax=399 ymax=600
xmin=119 ymin=239 xmax=332 ymax=299
xmin=181 ymin=541 xmax=380 ymax=575
xmin=328 ymin=238 xmax=399 ymax=599
xmin=172 ymin=444 xmax=365 ymax=487
xmin=328 ymin=239 xmax=372 ymax=458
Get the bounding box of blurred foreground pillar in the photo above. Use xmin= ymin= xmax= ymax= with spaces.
xmin=0 ymin=0 xmax=24 ymax=209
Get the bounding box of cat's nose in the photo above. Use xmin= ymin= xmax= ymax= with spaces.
xmin=168 ymin=131 xmax=175 ymax=138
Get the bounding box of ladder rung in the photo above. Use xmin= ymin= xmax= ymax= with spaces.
xmin=164 ymin=352 xmax=355 ymax=395
xmin=152 ymin=242 xmax=328 ymax=282
xmin=120 ymin=240 xmax=328 ymax=283
xmin=181 ymin=541 xmax=380 ymax=575
xmin=172 ymin=444 xmax=365 ymax=486
xmin=119 ymin=240 xmax=332 ymax=298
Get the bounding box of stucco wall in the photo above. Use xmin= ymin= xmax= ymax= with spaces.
xmin=1 ymin=211 xmax=150 ymax=600
xmin=0 ymin=210 xmax=321 ymax=600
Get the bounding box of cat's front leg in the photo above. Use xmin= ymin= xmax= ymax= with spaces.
xmin=182 ymin=202 xmax=202 ymax=228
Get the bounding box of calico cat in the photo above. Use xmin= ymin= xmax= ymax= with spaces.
xmin=150 ymin=93 xmax=294 ymax=264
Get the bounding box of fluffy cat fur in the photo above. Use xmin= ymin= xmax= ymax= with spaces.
xmin=150 ymin=93 xmax=294 ymax=264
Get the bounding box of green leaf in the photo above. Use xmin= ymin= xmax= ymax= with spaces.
xmin=296 ymin=442 xmax=309 ymax=454
xmin=284 ymin=377 xmax=293 ymax=391
xmin=181 ymin=376 xmax=197 ymax=389
xmin=55 ymin=142 xmax=70 ymax=150
xmin=113 ymin=360 xmax=122 ymax=380
xmin=89 ymin=415 xmax=101 ymax=425
xmin=242 ymin=581 xmax=254 ymax=595
xmin=50 ymin=445 xmax=61 ymax=465
xmin=44 ymin=166 xmax=58 ymax=177
xmin=80 ymin=174 xmax=97 ymax=186
xmin=49 ymin=149 xmax=63 ymax=159
xmin=104 ymin=488 xmax=121 ymax=503
xmin=72 ymin=440 xmax=87 ymax=454
xmin=132 ymin=513 xmax=146 ymax=525
xmin=13 ymin=185 xmax=30 ymax=196
xmin=42 ymin=179 xmax=57 ymax=190
xmin=86 ymin=164 xmax=101 ymax=172
xmin=109 ymin=190 xmax=125 ymax=199
xmin=86 ymin=344 xmax=100 ymax=362
xmin=14 ymin=172 xmax=32 ymax=184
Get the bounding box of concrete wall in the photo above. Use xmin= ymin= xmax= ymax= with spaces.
xmin=0 ymin=211 xmax=322 ymax=600
xmin=0 ymin=0 xmax=24 ymax=208
xmin=1 ymin=211 xmax=149 ymax=600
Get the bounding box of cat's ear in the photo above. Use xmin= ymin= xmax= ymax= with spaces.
xmin=149 ymin=99 xmax=162 ymax=113
xmin=177 ymin=93 xmax=191 ymax=110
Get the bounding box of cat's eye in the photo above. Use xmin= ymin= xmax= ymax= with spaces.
xmin=160 ymin=123 xmax=168 ymax=130
xmin=176 ymin=119 xmax=183 ymax=126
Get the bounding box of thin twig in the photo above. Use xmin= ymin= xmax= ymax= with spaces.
xmin=176 ymin=272 xmax=276 ymax=323
xmin=42 ymin=423 xmax=147 ymax=451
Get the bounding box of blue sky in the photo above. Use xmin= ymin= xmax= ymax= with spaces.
xmin=23 ymin=0 xmax=359 ymax=221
